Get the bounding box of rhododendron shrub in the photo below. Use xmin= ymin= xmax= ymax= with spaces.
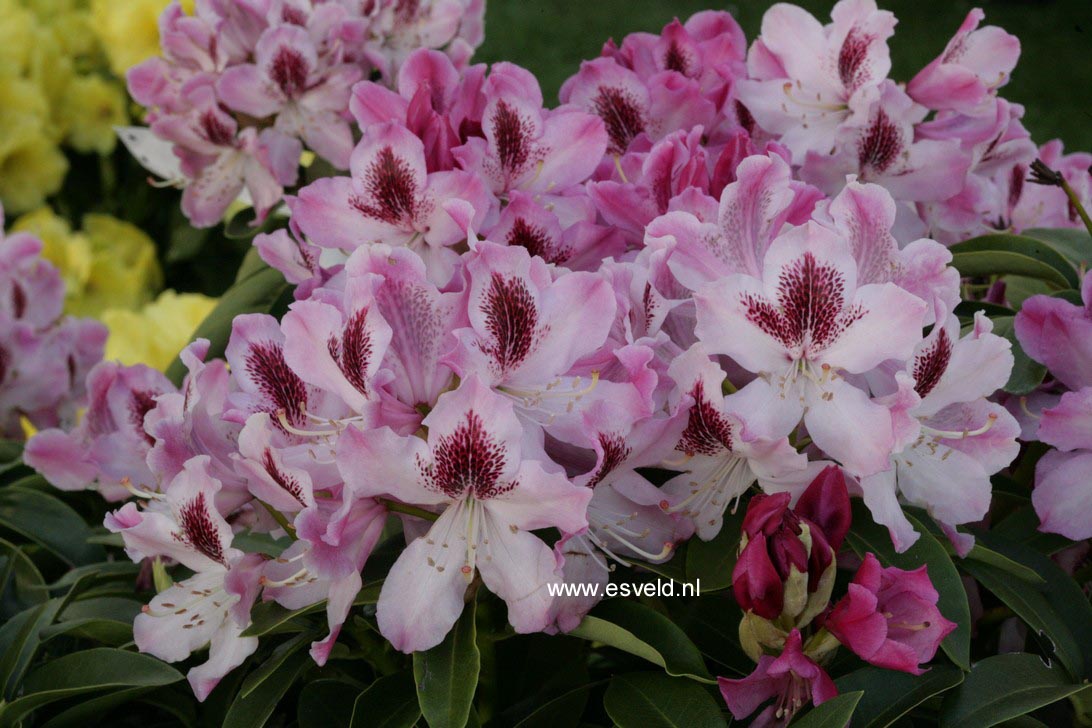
xmin=5 ymin=1 xmax=1092 ymax=726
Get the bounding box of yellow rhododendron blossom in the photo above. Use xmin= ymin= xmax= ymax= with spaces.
xmin=103 ymin=290 xmax=217 ymax=371
xmin=89 ymin=0 xmax=186 ymax=76
xmin=0 ymin=1 xmax=36 ymax=75
xmin=0 ymin=127 xmax=67 ymax=213
xmin=14 ymin=208 xmax=163 ymax=315
xmin=74 ymin=213 xmax=163 ymax=316
xmin=61 ymin=75 xmax=127 ymax=154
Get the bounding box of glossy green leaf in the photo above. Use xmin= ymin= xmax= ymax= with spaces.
xmin=511 ymin=682 xmax=597 ymax=728
xmin=0 ymin=598 xmax=63 ymax=699
xmin=223 ymin=648 xmax=310 ymax=728
xmin=165 ymin=263 xmax=290 ymax=384
xmin=242 ymin=580 xmax=381 ymax=638
xmin=845 ymin=504 xmax=971 ymax=671
xmin=40 ymin=686 xmax=153 ymax=728
xmin=239 ymin=632 xmax=312 ymax=699
xmin=0 ymin=484 xmax=104 ymax=566
xmin=960 ymin=536 xmax=1092 ymax=679
xmin=0 ymin=538 xmax=46 ymax=617
xmin=965 ymin=544 xmax=1043 ymax=584
xmin=0 ymin=648 xmax=182 ymax=725
xmin=297 ymin=680 xmax=361 ymax=728
xmin=989 ymin=316 xmax=1048 ymax=395
xmin=685 ymin=507 xmax=744 ymax=592
xmin=835 ymin=665 xmax=964 ymax=727
xmin=42 ymin=596 xmax=142 ymax=645
xmin=939 ymin=653 xmax=1085 ymax=727
xmin=351 ymin=672 xmax=421 ymax=728
xmin=570 ymin=599 xmax=713 ymax=682
xmin=413 ymin=599 xmax=480 ymax=728
xmin=948 ymin=233 xmax=1079 ymax=288
xmin=603 ymin=672 xmax=726 ymax=728
xmin=793 ymin=692 xmax=864 ymax=728
xmin=1023 ymin=228 xmax=1092 ymax=267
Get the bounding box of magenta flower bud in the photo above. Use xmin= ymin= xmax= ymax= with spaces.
xmin=732 ymin=468 xmax=852 ymax=621
xmin=823 ymin=553 xmax=957 ymax=674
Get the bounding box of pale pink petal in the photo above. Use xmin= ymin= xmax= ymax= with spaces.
xmin=375 ymin=505 xmax=469 ymax=652
xmin=805 ymin=377 xmax=894 ymax=477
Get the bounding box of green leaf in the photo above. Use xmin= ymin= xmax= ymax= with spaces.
xmin=1001 ymin=275 xmax=1054 ymax=309
xmin=965 ymin=544 xmax=1043 ymax=584
xmin=241 ymin=581 xmax=381 ymax=638
xmin=989 ymin=316 xmax=1048 ymax=395
xmin=40 ymin=686 xmax=154 ymax=728
xmin=939 ymin=653 xmax=1086 ymax=727
xmin=845 ymin=503 xmax=971 ymax=671
xmin=569 ymin=599 xmax=713 ymax=682
xmin=685 ymin=507 xmax=743 ymax=592
xmin=959 ymin=535 xmax=1092 ymax=679
xmin=0 ymin=648 xmax=182 ymax=725
xmin=953 ymin=300 xmax=1015 ymax=319
xmin=602 ymin=672 xmax=726 ymax=728
xmin=0 ymin=538 xmax=46 ymax=617
xmin=222 ymin=648 xmax=310 ymax=728
xmin=238 ymin=632 xmax=312 ymax=699
xmin=948 ymin=234 xmax=1079 ymax=288
xmin=351 ymin=672 xmax=421 ymax=728
xmin=511 ymin=682 xmax=598 ymax=728
xmin=0 ymin=598 xmax=63 ymax=699
xmin=0 ymin=484 xmax=105 ymax=566
xmin=165 ymin=263 xmax=290 ymax=384
xmin=42 ymin=596 xmax=143 ymax=645
xmin=793 ymin=692 xmax=864 ymax=728
xmin=232 ymin=530 xmax=293 ymax=557
xmin=298 ymin=680 xmax=361 ymax=728
xmin=413 ymin=599 xmax=480 ymax=728
xmin=1023 ymin=228 xmax=1092 ymax=267
xmin=835 ymin=665 xmax=964 ymax=727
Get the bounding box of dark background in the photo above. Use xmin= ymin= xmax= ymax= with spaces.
xmin=476 ymin=0 xmax=1092 ymax=153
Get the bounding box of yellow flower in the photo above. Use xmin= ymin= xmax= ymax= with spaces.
xmin=0 ymin=1 xmax=36 ymax=76
xmin=103 ymin=290 xmax=217 ymax=371
xmin=60 ymin=75 xmax=127 ymax=154
xmin=0 ymin=126 xmax=67 ymax=213
xmin=89 ymin=0 xmax=174 ymax=77
xmin=71 ymin=213 xmax=163 ymax=316
xmin=11 ymin=206 xmax=92 ymax=298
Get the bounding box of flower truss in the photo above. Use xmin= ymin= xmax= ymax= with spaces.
xmin=14 ymin=0 xmax=1092 ymax=724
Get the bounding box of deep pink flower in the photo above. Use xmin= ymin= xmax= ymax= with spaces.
xmin=824 ymin=552 xmax=956 ymax=674
xmin=718 ymin=629 xmax=838 ymax=727
xmin=732 ymin=466 xmax=850 ymax=619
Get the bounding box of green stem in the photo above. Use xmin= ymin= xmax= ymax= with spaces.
xmin=257 ymin=499 xmax=295 ymax=536
xmin=380 ymin=498 xmax=439 ymax=522
xmin=1060 ymin=177 xmax=1092 ymax=239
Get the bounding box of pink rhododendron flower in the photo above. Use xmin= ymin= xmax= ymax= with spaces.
xmin=27 ymin=361 xmax=174 ymax=501
xmin=336 ymin=376 xmax=591 ymax=652
xmin=694 ymin=221 xmax=927 ymax=476
xmin=824 ymin=553 xmax=956 ymax=674
xmin=106 ymin=457 xmax=262 ymax=701
xmin=719 ymin=629 xmax=838 ymax=727
xmin=907 ymin=9 xmax=1021 ymax=114
xmin=860 ymin=307 xmax=1017 ymax=552
xmin=290 ymin=121 xmax=491 ymax=284
xmin=1015 ymin=272 xmax=1092 ymax=391
xmin=735 ymin=0 xmax=896 ymax=163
